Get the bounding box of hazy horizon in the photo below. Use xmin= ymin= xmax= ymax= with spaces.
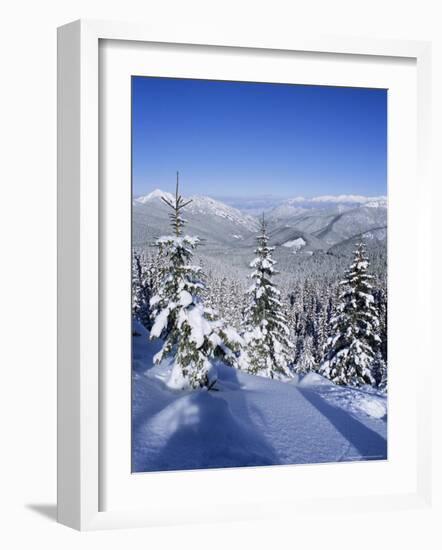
xmin=133 ymin=187 xmax=387 ymax=215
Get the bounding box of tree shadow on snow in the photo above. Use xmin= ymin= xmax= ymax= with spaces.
xmin=298 ymin=387 xmax=387 ymax=461
xmin=216 ymin=366 xmax=275 ymax=430
xmin=136 ymin=368 xmax=278 ymax=473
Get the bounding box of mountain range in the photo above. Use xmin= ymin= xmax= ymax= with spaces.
xmin=134 ymin=188 xmax=386 ymax=242
xmin=133 ymin=189 xmax=387 ymax=280
xmin=133 ymin=189 xmax=259 ymax=246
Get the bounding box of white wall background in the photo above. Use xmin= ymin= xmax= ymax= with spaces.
xmin=0 ymin=1 xmax=441 ymax=548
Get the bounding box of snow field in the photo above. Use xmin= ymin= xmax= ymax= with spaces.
xmin=132 ymin=323 xmax=387 ymax=472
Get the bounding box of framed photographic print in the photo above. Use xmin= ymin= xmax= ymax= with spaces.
xmin=57 ymin=20 xmax=432 ymax=530
xmin=130 ymin=77 xmax=388 ymax=473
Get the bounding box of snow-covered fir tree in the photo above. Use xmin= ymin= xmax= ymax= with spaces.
xmin=132 ymin=250 xmax=152 ymax=330
xmin=296 ymin=335 xmax=317 ymax=374
xmin=319 ymin=242 xmax=380 ymax=387
xmin=148 ymin=248 xmax=164 ymax=300
xmin=373 ymin=285 xmax=388 ymax=391
xmin=373 ymin=351 xmax=387 ymax=392
xmin=242 ymin=215 xmax=293 ymax=379
xmin=149 ymin=173 xmax=240 ymax=389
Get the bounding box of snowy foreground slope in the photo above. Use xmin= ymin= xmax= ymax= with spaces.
xmin=132 ymin=322 xmax=387 ymax=473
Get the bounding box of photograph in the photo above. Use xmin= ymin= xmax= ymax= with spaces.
xmin=130 ymin=76 xmax=388 ymax=473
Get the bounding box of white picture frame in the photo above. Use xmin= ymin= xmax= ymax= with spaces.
xmin=57 ymin=19 xmax=433 ymax=531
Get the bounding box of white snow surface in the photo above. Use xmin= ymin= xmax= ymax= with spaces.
xmin=135 ymin=189 xmax=259 ymax=231
xmin=132 ymin=321 xmax=387 ymax=472
xmin=311 ymin=195 xmax=387 ymax=204
xmin=177 ymin=303 xmax=212 ymax=348
xmin=135 ymin=188 xmax=175 ymax=204
xmin=150 ymin=307 xmax=170 ymax=339
xmin=282 ymin=237 xmax=306 ymax=251
xmin=364 ymin=199 xmax=388 ymax=208
xmin=183 ymin=193 xmax=260 ymax=230
xmin=276 ymin=195 xmax=385 ymax=205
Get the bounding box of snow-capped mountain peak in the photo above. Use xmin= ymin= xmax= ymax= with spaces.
xmin=266 ymin=194 xmax=387 ymax=222
xmin=310 ymin=195 xmax=387 ymax=205
xmin=363 ymin=198 xmax=387 ymax=208
xmin=133 ymin=189 xmax=261 ymax=245
xmin=135 ymin=189 xmax=175 ymax=204
xmin=135 ymin=189 xmax=258 ymax=230
xmin=186 ymin=195 xmax=259 ymax=231
xmin=284 ymin=196 xmax=307 ymax=204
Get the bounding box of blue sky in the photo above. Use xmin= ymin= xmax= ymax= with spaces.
xmin=132 ymin=77 xmax=387 ymax=200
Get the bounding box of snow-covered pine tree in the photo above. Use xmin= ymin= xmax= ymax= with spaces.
xmin=296 ymin=335 xmax=317 ymax=374
xmin=375 ymin=286 xmax=388 ymax=361
xmin=132 ymin=252 xmax=143 ymax=320
xmin=312 ymin=289 xmax=327 ymax=363
xmin=242 ymin=214 xmax=293 ymax=379
xmin=373 ymin=285 xmax=388 ymax=391
xmin=373 ymin=351 xmax=387 ymax=392
xmin=132 ymin=250 xmax=152 ymax=330
xmin=149 ymin=173 xmax=240 ymax=389
xmin=319 ymin=241 xmax=380 ymax=387
xmin=148 ymin=248 xmax=163 ymax=300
